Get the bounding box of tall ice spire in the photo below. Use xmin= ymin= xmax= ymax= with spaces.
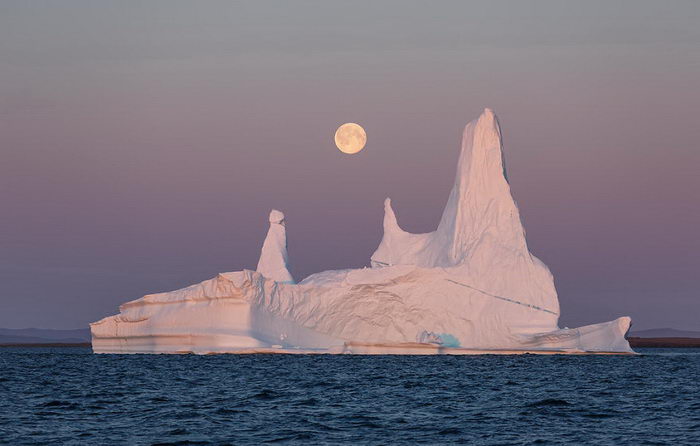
xmin=370 ymin=108 xmax=558 ymax=316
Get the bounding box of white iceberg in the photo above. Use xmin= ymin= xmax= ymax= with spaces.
xmin=91 ymin=109 xmax=633 ymax=355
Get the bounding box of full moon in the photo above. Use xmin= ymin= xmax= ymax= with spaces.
xmin=334 ymin=123 xmax=367 ymax=154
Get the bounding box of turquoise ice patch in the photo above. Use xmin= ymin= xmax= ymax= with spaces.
xmin=439 ymin=334 xmax=461 ymax=348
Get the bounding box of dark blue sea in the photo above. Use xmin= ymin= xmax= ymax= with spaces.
xmin=1 ymin=347 xmax=698 ymax=445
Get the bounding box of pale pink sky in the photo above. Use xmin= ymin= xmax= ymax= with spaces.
xmin=1 ymin=1 xmax=698 ymax=330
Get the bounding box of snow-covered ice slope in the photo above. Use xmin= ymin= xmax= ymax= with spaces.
xmin=91 ymin=109 xmax=633 ymax=354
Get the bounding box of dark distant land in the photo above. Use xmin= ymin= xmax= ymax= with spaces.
xmin=625 ymin=328 xmax=700 ymax=347
xmin=1 ymin=327 xmax=700 ymax=348
xmin=630 ymin=328 xmax=700 ymax=338
xmin=0 ymin=328 xmax=91 ymax=346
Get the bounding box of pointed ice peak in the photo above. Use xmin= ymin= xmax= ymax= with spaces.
xmin=459 ymin=107 xmax=503 ymax=175
xmin=256 ymin=209 xmax=294 ymax=284
xmin=382 ymin=198 xmax=399 ymax=231
xmin=480 ymin=107 xmax=495 ymax=122
xmin=370 ymin=198 xmax=422 ymax=268
xmin=269 ymin=209 xmax=285 ymax=225
xmin=475 ymin=107 xmax=495 ymax=129
xmin=471 ymin=107 xmax=501 ymax=150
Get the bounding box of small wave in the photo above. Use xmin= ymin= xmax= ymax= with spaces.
xmin=346 ymin=414 xmax=384 ymax=429
xmin=583 ymin=413 xmax=613 ymax=419
xmin=168 ymin=428 xmax=190 ymax=435
xmin=215 ymin=407 xmax=250 ymax=415
xmin=266 ymin=432 xmax=313 ymax=442
xmin=151 ymin=441 xmax=211 ymax=446
xmin=439 ymin=427 xmax=462 ymax=435
xmin=293 ymin=397 xmax=319 ymax=407
xmin=40 ymin=400 xmax=79 ymax=409
xmin=251 ymin=389 xmax=280 ymax=400
xmin=527 ymin=398 xmax=571 ymax=407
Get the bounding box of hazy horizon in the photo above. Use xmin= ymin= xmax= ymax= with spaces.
xmin=1 ymin=1 xmax=699 ymax=331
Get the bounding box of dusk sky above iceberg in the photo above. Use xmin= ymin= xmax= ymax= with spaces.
xmin=1 ymin=1 xmax=698 ymax=331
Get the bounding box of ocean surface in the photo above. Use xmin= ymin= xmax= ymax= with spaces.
xmin=0 ymin=348 xmax=698 ymax=445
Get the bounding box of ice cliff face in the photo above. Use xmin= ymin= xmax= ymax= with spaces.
xmin=90 ymin=109 xmax=632 ymax=354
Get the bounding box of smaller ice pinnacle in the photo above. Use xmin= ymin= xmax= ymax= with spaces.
xmin=256 ymin=210 xmax=294 ymax=284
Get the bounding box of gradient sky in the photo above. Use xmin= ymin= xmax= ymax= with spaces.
xmin=1 ymin=1 xmax=698 ymax=331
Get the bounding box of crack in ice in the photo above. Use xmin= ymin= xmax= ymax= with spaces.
xmin=445 ymin=279 xmax=559 ymax=316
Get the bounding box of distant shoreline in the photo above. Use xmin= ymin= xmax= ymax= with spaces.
xmin=626 ymin=337 xmax=700 ymax=348
xmin=0 ymin=342 xmax=92 ymax=348
xmin=2 ymin=339 xmax=700 ymax=349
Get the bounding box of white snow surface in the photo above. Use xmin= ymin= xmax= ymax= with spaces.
xmin=91 ymin=109 xmax=634 ymax=354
